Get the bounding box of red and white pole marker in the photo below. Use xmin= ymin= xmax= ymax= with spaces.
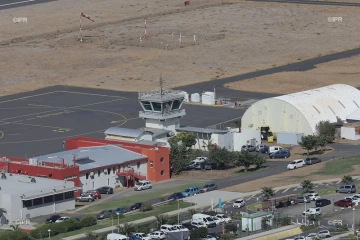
xmin=144 ymin=2 xmax=148 ymax=39
xmin=78 ymin=12 xmax=95 ymax=42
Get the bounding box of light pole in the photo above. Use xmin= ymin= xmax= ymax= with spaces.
xmin=117 ymin=213 xmax=120 ymax=233
xmin=304 ymin=200 xmax=307 ymax=226
xmin=177 ymin=199 xmax=180 ymax=225
xmin=353 ymin=208 xmax=356 ymax=236
xmin=48 ymin=229 xmax=51 ymax=240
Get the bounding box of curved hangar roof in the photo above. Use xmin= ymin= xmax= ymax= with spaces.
xmin=242 ymin=84 xmax=360 ymax=134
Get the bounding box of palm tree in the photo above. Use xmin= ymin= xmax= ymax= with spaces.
xmin=86 ymin=231 xmax=99 ymax=240
xmin=118 ymin=222 xmax=133 ymax=235
xmin=10 ymin=224 xmax=20 ymax=230
xmin=154 ymin=214 xmax=168 ymax=229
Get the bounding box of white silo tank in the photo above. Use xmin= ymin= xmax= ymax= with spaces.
xmin=191 ymin=93 xmax=201 ymax=103
xmin=202 ymin=92 xmax=215 ymax=105
xmin=180 ymin=91 xmax=189 ymax=102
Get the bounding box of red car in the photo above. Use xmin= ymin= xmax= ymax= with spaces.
xmin=86 ymin=190 xmax=101 ymax=199
xmin=334 ymin=199 xmax=353 ymax=207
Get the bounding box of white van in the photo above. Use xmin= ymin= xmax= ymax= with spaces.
xmin=191 ymin=214 xmax=216 ymax=228
xmin=303 ymin=207 xmax=321 ymax=216
xmin=268 ymin=146 xmax=282 ymax=154
xmin=107 ymin=233 xmax=129 ymax=240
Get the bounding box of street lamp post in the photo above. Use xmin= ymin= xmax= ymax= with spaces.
xmin=48 ymin=229 xmax=51 ymax=240
xmin=304 ymin=200 xmax=307 ymax=226
xmin=177 ymin=199 xmax=180 ymax=225
xmin=117 ymin=213 xmax=120 ymax=233
xmin=112 ymin=216 xmax=114 ymax=233
xmin=353 ymin=208 xmax=356 ymax=236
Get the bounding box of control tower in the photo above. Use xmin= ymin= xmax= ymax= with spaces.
xmin=138 ymin=78 xmax=186 ymax=132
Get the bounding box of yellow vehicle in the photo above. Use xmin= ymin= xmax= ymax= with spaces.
xmin=261 ymin=126 xmax=274 ymax=143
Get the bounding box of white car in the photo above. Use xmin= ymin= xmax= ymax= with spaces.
xmin=287 ymin=159 xmax=305 ymax=170
xmin=55 ymin=216 xmax=70 ymax=223
xmin=305 ymin=233 xmax=318 ymax=240
xmin=191 ymin=221 xmax=207 ymax=228
xmin=210 ymin=216 xmax=223 ymax=225
xmin=303 ymin=207 xmax=321 ymax=216
xmin=148 ymin=231 xmax=166 ymax=239
xmin=133 ymin=233 xmax=151 ymax=240
xmin=200 ymin=235 xmax=217 ymax=240
xmin=172 ymin=224 xmax=189 ymax=232
xmin=345 ymin=197 xmax=360 ymax=206
xmin=317 ymin=230 xmax=331 ymax=238
xmin=134 ymin=180 xmax=152 ymax=191
xmin=216 ymin=214 xmax=232 ymax=223
xmin=160 ymin=224 xmax=178 ymax=233
xmin=233 ymin=198 xmax=245 ymax=208
xmin=307 ymin=193 xmax=321 ymax=201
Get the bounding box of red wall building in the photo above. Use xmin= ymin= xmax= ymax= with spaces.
xmin=65 ymin=137 xmax=170 ymax=182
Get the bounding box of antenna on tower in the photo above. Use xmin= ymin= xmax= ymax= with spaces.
xmin=159 ymin=74 xmax=164 ymax=98
xmin=144 ymin=0 xmax=148 ymax=39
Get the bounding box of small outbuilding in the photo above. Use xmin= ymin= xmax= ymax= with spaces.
xmin=241 ymin=212 xmax=273 ymax=232
xmin=277 ymin=132 xmax=304 ymax=145
xmin=341 ymin=122 xmax=360 ymax=140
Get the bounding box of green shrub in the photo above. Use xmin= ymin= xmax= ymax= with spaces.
xmin=190 ymin=227 xmax=208 ymax=240
xmin=280 ymin=217 xmax=292 ymax=226
xmin=1 ymin=230 xmax=31 ymax=240
xmin=111 ymin=213 xmax=125 ymax=219
xmin=220 ymin=233 xmax=237 ymax=240
xmin=52 ymin=222 xmax=69 ymax=234
xmin=225 ymin=224 xmax=237 ymax=233
xmin=167 ymin=216 xmax=178 ymax=225
xmin=140 ymin=203 xmax=153 ymax=212
xmin=63 ymin=219 xmax=81 ymax=231
xmin=230 ymin=213 xmax=242 ymax=221
xmin=80 ymin=215 xmax=97 ymax=228
xmin=300 ymin=224 xmax=316 ymax=232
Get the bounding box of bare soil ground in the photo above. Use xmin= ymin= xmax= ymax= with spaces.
xmin=224 ymin=160 xmax=360 ymax=192
xmin=1 ymin=0 xmax=360 ymax=96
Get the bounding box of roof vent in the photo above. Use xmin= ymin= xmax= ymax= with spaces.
xmin=30 ymin=178 xmax=36 ymax=183
xmin=1 ymin=173 xmax=6 ymax=180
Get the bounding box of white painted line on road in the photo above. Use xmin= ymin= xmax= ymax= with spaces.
xmin=0 ymin=0 xmax=35 ymax=7
xmin=282 ymin=188 xmax=290 ymax=193
xmin=293 ymin=188 xmax=298 ymax=191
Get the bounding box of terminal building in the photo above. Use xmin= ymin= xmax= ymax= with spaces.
xmin=0 ymin=172 xmax=76 ymax=224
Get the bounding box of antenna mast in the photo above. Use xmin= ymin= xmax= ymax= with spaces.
xmin=159 ymin=75 xmax=164 ymax=98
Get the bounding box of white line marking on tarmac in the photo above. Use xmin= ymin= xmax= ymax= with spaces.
xmin=0 ymin=0 xmax=35 ymax=7
xmin=282 ymin=188 xmax=290 ymax=193
xmin=293 ymin=188 xmax=298 ymax=191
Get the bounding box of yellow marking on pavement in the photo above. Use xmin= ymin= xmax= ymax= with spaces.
xmin=0 ymin=131 xmax=4 ymax=140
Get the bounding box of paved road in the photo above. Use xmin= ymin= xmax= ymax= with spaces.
xmin=0 ymin=0 xmax=57 ymax=10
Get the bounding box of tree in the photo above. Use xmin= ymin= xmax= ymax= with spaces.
xmin=252 ymin=154 xmax=267 ymax=169
xmin=190 ymin=227 xmax=208 ymax=240
xmin=168 ymin=132 xmax=197 ymax=149
xmin=86 ymin=232 xmax=100 ymax=240
xmin=316 ymin=135 xmax=327 ymax=150
xmin=341 ymin=175 xmax=353 ymax=184
xmin=316 ymin=120 xmax=336 ymax=138
xmin=208 ymin=147 xmax=235 ymax=169
xmin=299 ymin=135 xmax=318 ymax=155
xmin=234 ymin=151 xmax=253 ymax=171
xmin=169 ymin=142 xmax=192 ymax=174
xmin=301 ymin=180 xmax=314 ymax=193
xmin=154 ymin=214 xmax=168 ymax=229
xmin=261 ymin=216 xmax=272 ymax=230
xmin=262 ymin=187 xmax=275 ymax=199
xmin=118 ymin=222 xmax=134 ymax=235
xmin=234 ymin=119 xmax=242 ymax=129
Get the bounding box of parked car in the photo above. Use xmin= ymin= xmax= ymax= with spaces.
xmin=204 ymin=162 xmax=216 ymax=170
xmin=305 ymin=233 xmax=318 ymax=240
xmin=168 ymin=192 xmax=185 ymax=200
xmin=97 ymin=186 xmax=113 ymax=194
xmin=307 ymin=193 xmax=321 ymax=201
xmin=270 ymin=149 xmax=290 ymax=159
xmin=209 ymin=216 xmax=223 ymax=225
xmin=86 ymin=190 xmax=102 ymax=199
xmin=336 ymin=184 xmax=356 ymax=193
xmin=215 ymin=214 xmax=232 ymax=223
xmin=303 ymin=207 xmax=321 ymax=215
xmin=191 ymin=221 xmax=208 ymax=228
xmin=96 ymin=210 xmax=113 ymax=219
xmin=241 ymin=145 xmax=256 ymax=152
xmin=298 ymin=196 xmax=311 ymax=203
xmin=345 ymin=197 xmax=360 ymax=206
xmin=160 ymin=224 xmax=177 ymax=233
xmin=113 ymin=207 xmax=127 ymax=214
xmin=268 ymin=146 xmax=283 ymax=154
xmin=133 ymin=233 xmax=151 ymax=240
xmin=334 ymin=199 xmax=354 ymax=207
xmin=55 ymin=216 xmax=70 ymax=223
xmin=315 ymin=198 xmax=331 ymax=207
xmin=128 ymin=234 xmax=142 ymax=240
xmin=287 ymin=159 xmax=305 ymax=170
xmin=200 ymin=183 xmax=217 ymax=193
xmin=260 ymin=146 xmax=269 ymax=154
xmin=45 ymin=215 xmax=61 ymax=224
xmin=233 ymin=199 xmax=245 ymax=208
xmin=76 ymin=194 xmax=95 ymax=202
xmin=256 ymin=144 xmax=267 ymax=152
xmin=182 ymin=223 xmax=198 ymax=230
xmin=134 ymin=180 xmax=152 ymax=191
xmin=129 ymin=202 xmax=142 ymax=211
xmin=182 ymin=186 xmax=199 ymax=197
xmin=172 ymin=224 xmax=189 ymax=231
xmin=317 ymin=230 xmax=331 ymax=238
xmin=148 ymin=231 xmax=166 ymax=239
xmin=305 ymin=157 xmax=321 ymax=165
xmin=190 ymin=157 xmax=208 ymax=166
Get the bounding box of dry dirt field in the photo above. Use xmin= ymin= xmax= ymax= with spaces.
xmin=1 ymin=0 xmax=360 ymax=96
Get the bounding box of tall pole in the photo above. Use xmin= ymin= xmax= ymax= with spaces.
xmin=117 ymin=213 xmax=120 ymax=233
xmin=353 ymin=208 xmax=356 ymax=235
xmin=177 ymin=200 xmax=180 ymax=224
xmin=304 ymin=200 xmax=307 ymax=226
xmin=79 ymin=14 xmax=83 ymax=42
xmin=112 ymin=217 xmax=114 ymax=233
xmin=144 ymin=1 xmax=148 ymax=39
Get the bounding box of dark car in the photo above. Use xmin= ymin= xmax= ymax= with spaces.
xmin=45 ymin=215 xmax=61 ymax=224
xmin=298 ymin=196 xmax=311 ymax=203
xmin=260 ymin=146 xmax=269 ymax=154
xmin=129 ymin=202 xmax=142 ymax=211
xmin=269 ymin=150 xmax=290 ymax=159
xmin=305 ymin=157 xmax=321 ymax=165
xmin=334 ymin=199 xmax=354 ymax=207
xmin=96 ymin=210 xmax=113 ymax=219
xmin=200 ymin=183 xmax=217 ymax=193
xmin=113 ymin=207 xmax=127 ymax=214
xmin=168 ymin=192 xmax=185 ymax=200
xmin=128 ymin=234 xmax=142 ymax=240
xmin=97 ymin=186 xmax=113 ymax=194
xmin=315 ymin=198 xmax=331 ymax=207
xmin=182 ymin=223 xmax=198 ymax=230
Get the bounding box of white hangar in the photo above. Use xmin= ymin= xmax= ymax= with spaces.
xmin=241 ymin=84 xmax=360 ymax=135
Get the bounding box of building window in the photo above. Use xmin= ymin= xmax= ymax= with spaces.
xmin=150 ymin=161 xmax=153 ymax=168
xmin=108 ymin=168 xmax=111 ymax=175
xmin=160 ymin=157 xmax=164 ymax=163
xmin=137 ymin=162 xmax=140 ymax=169
xmin=92 ymin=182 xmax=94 ymax=189
xmin=33 ymin=198 xmax=43 ymax=206
xmin=113 ymin=167 xmax=116 ymax=174
xmin=23 ymin=200 xmax=32 ymax=208
xmin=108 ymin=179 xmax=110 ymax=185
xmin=160 ymin=170 xmax=165 ymax=176
xmin=44 ymin=195 xmax=53 ymax=204
xmin=98 ymin=170 xmax=101 ymax=177
xmin=86 ymin=173 xmax=89 ymax=179
xmin=64 ymin=191 xmax=74 ymax=199
xmin=55 ymin=193 xmax=64 ymax=202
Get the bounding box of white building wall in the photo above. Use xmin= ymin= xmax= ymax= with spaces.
xmin=341 ymin=127 xmax=356 ymax=140
xmin=80 ymin=161 xmax=148 ymax=192
xmin=233 ymin=130 xmax=261 ymax=151
xmin=145 ymin=118 xmax=180 ymax=132
xmin=242 ymin=99 xmax=313 ymax=135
